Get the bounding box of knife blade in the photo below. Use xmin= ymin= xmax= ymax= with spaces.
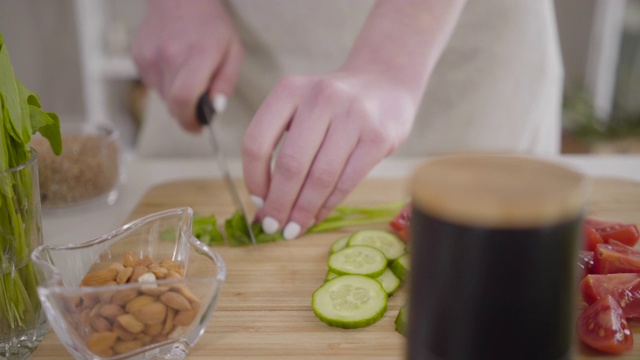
xmin=196 ymin=93 xmax=257 ymax=247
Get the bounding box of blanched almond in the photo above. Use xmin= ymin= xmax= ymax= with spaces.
xmin=125 ymin=295 xmax=156 ymax=314
xmin=113 ymin=339 xmax=143 ymax=354
xmin=81 ymin=267 xmax=118 ymax=287
xmin=160 ymin=292 xmax=191 ymax=311
xmin=132 ymin=302 xmax=167 ymax=325
xmin=85 ymin=331 xmax=117 ymax=354
xmin=116 ymin=314 xmax=144 ymax=334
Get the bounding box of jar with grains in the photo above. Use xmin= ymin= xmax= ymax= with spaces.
xmin=31 ymin=122 xmax=121 ymax=211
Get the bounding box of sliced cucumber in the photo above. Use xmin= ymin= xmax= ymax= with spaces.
xmin=376 ymin=268 xmax=401 ymax=296
xmin=348 ymin=229 xmax=406 ymax=261
xmin=328 ymin=245 xmax=388 ymax=278
xmin=325 ymin=270 xmax=339 ymax=282
xmin=390 ymin=253 xmax=410 ymax=281
xmin=329 ymin=236 xmax=349 ymax=254
xmin=395 ymin=303 xmax=408 ymax=336
xmin=312 ymin=275 xmax=388 ymax=329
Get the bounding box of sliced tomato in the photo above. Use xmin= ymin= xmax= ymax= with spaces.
xmin=583 ymin=225 xmax=604 ymax=251
xmin=390 ymin=203 xmax=411 ymax=243
xmin=578 ymin=251 xmax=594 ymax=276
xmin=585 ymin=218 xmax=640 ymax=247
xmin=593 ymin=240 xmax=640 ymax=274
xmin=577 ymin=295 xmax=633 ymax=354
xmin=581 ymin=273 xmax=640 ymax=318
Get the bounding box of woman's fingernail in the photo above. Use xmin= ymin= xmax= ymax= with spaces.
xmin=283 ymin=222 xmax=301 ymax=240
xmin=262 ymin=216 xmax=279 ymax=234
xmin=250 ymin=195 xmax=265 ymax=209
xmin=213 ymin=93 xmax=227 ymax=114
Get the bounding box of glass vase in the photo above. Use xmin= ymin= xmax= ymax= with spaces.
xmin=0 ymin=149 xmax=49 ymax=359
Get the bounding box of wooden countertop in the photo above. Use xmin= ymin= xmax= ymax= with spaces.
xmin=33 ymin=177 xmax=640 ymax=359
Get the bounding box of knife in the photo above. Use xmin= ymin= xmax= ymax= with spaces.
xmin=196 ymin=93 xmax=257 ymax=247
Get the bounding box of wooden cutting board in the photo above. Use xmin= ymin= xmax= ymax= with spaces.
xmin=32 ymin=177 xmax=640 ymax=359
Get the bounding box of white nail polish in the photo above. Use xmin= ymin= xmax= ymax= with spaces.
xmin=213 ymin=93 xmax=227 ymax=114
xmin=283 ymin=222 xmax=301 ymax=241
xmin=262 ymin=216 xmax=279 ymax=234
xmin=250 ymin=195 xmax=265 ymax=209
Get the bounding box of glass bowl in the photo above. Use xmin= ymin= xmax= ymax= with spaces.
xmin=31 ymin=208 xmax=226 ymax=360
xmin=30 ymin=122 xmax=121 ymax=212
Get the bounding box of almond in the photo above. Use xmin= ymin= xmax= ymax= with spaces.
xmin=141 ymin=285 xmax=170 ymax=297
xmin=116 ymin=314 xmax=144 ymax=334
xmin=116 ymin=267 xmax=133 ymax=284
xmin=130 ymin=265 xmax=149 ymax=283
xmin=149 ymin=264 xmax=168 ymax=279
xmin=173 ymin=308 xmax=198 ymax=327
xmin=98 ymin=281 xmax=118 ymax=303
xmin=159 ymin=260 xmax=184 ymax=277
xmin=144 ymin=323 xmax=163 ymax=336
xmin=81 ymin=294 xmax=100 ymax=310
xmin=152 ymin=334 xmax=169 ymax=343
xmin=81 ymin=267 xmax=118 ymax=287
xmin=161 ymin=309 xmax=175 ymax=335
xmin=160 ymin=292 xmax=191 ymax=311
xmin=136 ymin=333 xmax=152 ymax=345
xmin=125 ymin=295 xmax=156 ymax=314
xmin=85 ymin=331 xmax=117 ymax=355
xmin=113 ymin=322 xmax=137 ymax=341
xmin=132 ymin=302 xmax=167 ymax=325
xmin=165 ymin=270 xmax=182 ymax=280
xmin=110 ymin=262 xmax=125 ymax=273
xmin=98 ymin=304 xmax=124 ymax=320
xmin=90 ymin=315 xmax=112 ymax=332
xmin=80 ymin=309 xmax=91 ymax=327
xmin=113 ymin=339 xmax=143 ymax=354
xmin=123 ymin=252 xmax=139 ymax=268
xmin=136 ymin=255 xmax=154 ymax=267
xmin=175 ymin=285 xmax=201 ymax=304
xmin=111 ymin=288 xmax=138 ymax=306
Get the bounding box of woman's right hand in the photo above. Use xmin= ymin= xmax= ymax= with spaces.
xmin=132 ymin=0 xmax=244 ymax=131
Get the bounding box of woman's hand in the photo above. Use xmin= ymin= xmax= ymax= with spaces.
xmin=132 ymin=0 xmax=243 ymax=131
xmin=242 ymin=70 xmax=417 ymax=240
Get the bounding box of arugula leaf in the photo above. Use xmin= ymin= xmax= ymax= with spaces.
xmin=224 ymin=211 xmax=284 ymax=246
xmin=192 ymin=214 xmax=224 ymax=246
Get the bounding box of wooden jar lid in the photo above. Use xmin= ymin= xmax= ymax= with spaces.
xmin=410 ymin=154 xmax=590 ymax=228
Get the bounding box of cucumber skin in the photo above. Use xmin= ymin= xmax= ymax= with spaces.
xmin=329 ymin=236 xmax=349 ymax=254
xmin=395 ymin=304 xmax=408 ymax=336
xmin=348 ymin=230 xmax=406 ymax=261
xmin=390 ymin=254 xmax=410 ymax=281
xmin=312 ymin=276 xmax=388 ymax=329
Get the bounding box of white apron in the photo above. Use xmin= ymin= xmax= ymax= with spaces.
xmin=137 ymin=0 xmax=564 ymax=158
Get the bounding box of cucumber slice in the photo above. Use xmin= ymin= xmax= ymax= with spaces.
xmin=376 ymin=267 xmax=401 ymax=296
xmin=395 ymin=303 xmax=408 ymax=336
xmin=312 ymin=275 xmax=388 ymax=329
xmin=390 ymin=253 xmax=410 ymax=281
xmin=325 ymin=270 xmax=339 ymax=282
xmin=328 ymin=246 xmax=388 ymax=278
xmin=348 ymin=230 xmax=406 ymax=260
xmin=329 ymin=236 xmax=349 ymax=254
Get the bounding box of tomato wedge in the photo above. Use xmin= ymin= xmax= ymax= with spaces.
xmin=594 ymin=240 xmax=640 ymax=274
xmin=390 ymin=203 xmax=411 ymax=243
xmin=577 ymin=295 xmax=633 ymax=354
xmin=578 ymin=251 xmax=594 ymax=276
xmin=583 ymin=225 xmax=604 ymax=251
xmin=585 ymin=218 xmax=640 ymax=247
xmin=581 ymin=273 xmax=640 ymax=318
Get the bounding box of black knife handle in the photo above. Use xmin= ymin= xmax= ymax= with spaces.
xmin=196 ymin=93 xmax=216 ymax=126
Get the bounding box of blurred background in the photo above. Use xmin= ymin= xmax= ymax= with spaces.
xmin=0 ymin=0 xmax=639 ymax=155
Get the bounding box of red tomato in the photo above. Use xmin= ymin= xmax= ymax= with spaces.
xmin=577 ymin=295 xmax=633 ymax=354
xmin=581 ymin=273 xmax=640 ymax=318
xmin=390 ymin=203 xmax=411 ymax=243
xmin=585 ymin=218 xmax=640 ymax=247
xmin=578 ymin=251 xmax=594 ymax=276
xmin=594 ymin=240 xmax=640 ymax=274
xmin=583 ymin=225 xmax=604 ymax=251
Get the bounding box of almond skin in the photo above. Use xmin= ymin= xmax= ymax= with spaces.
xmin=116 ymin=267 xmax=133 ymax=284
xmin=125 ymin=295 xmax=156 ymax=314
xmin=81 ymin=267 xmax=119 ymax=287
xmin=173 ymin=308 xmax=198 ymax=327
xmin=98 ymin=304 xmax=125 ymax=320
xmin=90 ymin=315 xmax=112 ymax=332
xmin=144 ymin=323 xmax=163 ymax=337
xmin=113 ymin=322 xmax=137 ymax=341
xmin=111 ymin=288 xmax=138 ymax=306
xmin=160 ymin=292 xmax=192 ymax=311
xmin=130 ymin=265 xmax=149 ymax=283
xmin=161 ymin=309 xmax=175 ymax=335
xmin=123 ymin=252 xmax=139 ymax=268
